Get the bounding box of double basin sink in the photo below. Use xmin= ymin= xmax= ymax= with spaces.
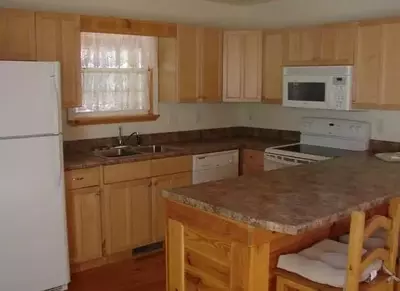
xmin=93 ymin=145 xmax=182 ymax=158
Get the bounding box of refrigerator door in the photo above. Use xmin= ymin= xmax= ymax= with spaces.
xmin=0 ymin=61 xmax=61 ymax=138
xmin=0 ymin=135 xmax=70 ymax=291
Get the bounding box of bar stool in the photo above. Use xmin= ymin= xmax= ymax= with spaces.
xmin=275 ymin=198 xmax=400 ymax=291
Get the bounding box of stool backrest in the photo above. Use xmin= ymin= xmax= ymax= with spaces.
xmin=346 ymin=198 xmax=400 ymax=291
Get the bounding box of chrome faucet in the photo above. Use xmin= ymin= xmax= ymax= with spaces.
xmin=117 ymin=126 xmax=141 ymax=146
xmin=118 ymin=126 xmax=124 ymax=146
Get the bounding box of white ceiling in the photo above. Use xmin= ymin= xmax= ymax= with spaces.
xmin=3 ymin=0 xmax=400 ymax=28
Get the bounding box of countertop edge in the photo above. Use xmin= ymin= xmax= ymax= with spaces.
xmin=162 ymin=189 xmax=392 ymax=235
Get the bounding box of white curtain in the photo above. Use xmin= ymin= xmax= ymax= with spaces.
xmin=77 ymin=32 xmax=157 ymax=114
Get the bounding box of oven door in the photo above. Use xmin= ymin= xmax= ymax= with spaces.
xmin=283 ymin=75 xmax=332 ymax=109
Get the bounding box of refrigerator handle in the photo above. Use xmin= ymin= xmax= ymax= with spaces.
xmin=51 ymin=73 xmax=61 ymax=114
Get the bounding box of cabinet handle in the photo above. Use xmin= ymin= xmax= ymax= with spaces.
xmin=148 ymin=181 xmax=152 ymax=187
xmin=101 ymin=240 xmax=106 ymax=255
xmin=72 ymin=177 xmax=84 ymax=181
xmin=96 ymin=191 xmax=100 ymax=196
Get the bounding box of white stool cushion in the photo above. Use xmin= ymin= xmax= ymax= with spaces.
xmin=277 ymin=239 xmax=383 ymax=288
xmin=339 ymin=229 xmax=386 ymax=251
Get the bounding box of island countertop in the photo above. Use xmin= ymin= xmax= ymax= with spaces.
xmin=162 ymin=153 xmax=400 ymax=235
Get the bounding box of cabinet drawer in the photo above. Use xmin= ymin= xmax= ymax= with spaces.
xmin=151 ymin=155 xmax=192 ymax=177
xmin=65 ymin=167 xmax=100 ymax=190
xmin=243 ymin=149 xmax=264 ymax=167
xmin=103 ymin=160 xmax=151 ymax=184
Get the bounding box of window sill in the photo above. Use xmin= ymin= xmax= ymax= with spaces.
xmin=68 ymin=114 xmax=160 ymax=126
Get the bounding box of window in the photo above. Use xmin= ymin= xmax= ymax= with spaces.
xmin=68 ymin=32 xmax=158 ymax=124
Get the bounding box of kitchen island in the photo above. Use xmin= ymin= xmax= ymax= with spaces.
xmin=162 ymin=154 xmax=400 ymax=291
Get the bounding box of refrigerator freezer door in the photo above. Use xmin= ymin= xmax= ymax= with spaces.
xmin=0 ymin=135 xmax=70 ymax=291
xmin=0 ymin=61 xmax=61 ymax=138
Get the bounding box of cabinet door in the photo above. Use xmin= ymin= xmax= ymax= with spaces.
xmin=103 ymin=179 xmax=152 ymax=254
xmin=223 ymin=31 xmax=242 ymax=101
xmin=380 ymin=22 xmax=400 ymax=108
xmin=130 ymin=179 xmax=153 ymax=247
xmin=177 ymin=25 xmax=199 ymax=102
xmin=284 ymin=27 xmax=321 ymax=64
xmin=152 ymin=172 xmax=192 ymax=242
xmin=0 ymin=9 xmax=36 ymax=61
xmin=242 ymin=149 xmax=264 ymax=175
xmin=66 ymin=187 xmax=103 ymax=263
xmin=262 ymin=31 xmax=283 ymax=103
xmin=36 ymin=12 xmax=81 ymax=108
xmin=158 ymin=37 xmax=177 ymax=102
xmin=103 ymin=182 xmax=133 ymax=254
xmin=320 ymin=24 xmax=357 ymax=64
xmin=199 ymin=27 xmax=222 ymax=102
xmin=353 ymin=23 xmax=383 ymax=108
xmin=243 ymin=31 xmax=262 ymax=101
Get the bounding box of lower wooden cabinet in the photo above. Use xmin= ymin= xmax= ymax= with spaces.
xmin=242 ymin=149 xmax=265 ymax=175
xmin=66 ymin=186 xmax=103 ymax=264
xmin=152 ymin=172 xmax=192 ymax=242
xmin=103 ymin=178 xmax=152 ymax=255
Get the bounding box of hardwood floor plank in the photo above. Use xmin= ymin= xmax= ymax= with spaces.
xmin=68 ymin=253 xmax=166 ymax=291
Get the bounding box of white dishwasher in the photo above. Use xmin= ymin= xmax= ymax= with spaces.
xmin=192 ymin=150 xmax=239 ymax=185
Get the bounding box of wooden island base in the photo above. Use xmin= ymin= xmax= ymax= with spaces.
xmin=165 ymin=200 xmax=388 ymax=291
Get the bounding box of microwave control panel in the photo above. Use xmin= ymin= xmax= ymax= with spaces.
xmin=331 ymin=76 xmax=351 ymax=110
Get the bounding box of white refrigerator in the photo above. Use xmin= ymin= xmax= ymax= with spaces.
xmin=0 ymin=61 xmax=70 ymax=291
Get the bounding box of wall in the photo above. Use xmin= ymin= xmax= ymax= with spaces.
xmin=4 ymin=0 xmax=400 ymax=28
xmin=63 ymin=103 xmax=240 ymax=141
xmin=238 ymin=104 xmax=400 ymax=142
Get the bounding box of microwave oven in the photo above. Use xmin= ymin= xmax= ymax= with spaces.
xmin=283 ymin=66 xmax=353 ymax=110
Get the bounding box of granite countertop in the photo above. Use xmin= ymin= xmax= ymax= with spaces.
xmin=163 ymin=153 xmax=400 ymax=235
xmin=64 ymin=138 xmax=288 ymax=170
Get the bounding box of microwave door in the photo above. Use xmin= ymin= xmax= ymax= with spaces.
xmin=283 ymin=76 xmax=330 ymax=109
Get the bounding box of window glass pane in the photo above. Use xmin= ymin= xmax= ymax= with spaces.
xmin=75 ymin=32 xmax=156 ymax=115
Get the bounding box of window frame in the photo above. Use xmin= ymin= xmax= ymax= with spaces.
xmin=67 ymin=33 xmax=159 ymax=126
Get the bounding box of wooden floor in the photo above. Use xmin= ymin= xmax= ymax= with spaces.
xmin=68 ymin=253 xmax=166 ymax=291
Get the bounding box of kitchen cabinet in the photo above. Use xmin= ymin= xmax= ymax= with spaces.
xmin=283 ymin=23 xmax=356 ymax=66
xmin=103 ymin=178 xmax=152 ymax=255
xmin=152 ymin=172 xmax=192 ymax=241
xmin=241 ymin=149 xmax=264 ymax=175
xmin=159 ymin=25 xmax=222 ymax=103
xmin=67 ymin=186 xmax=103 ymax=264
xmin=223 ymin=30 xmax=262 ymax=102
xmin=320 ymin=23 xmax=357 ymax=64
xmin=198 ymin=27 xmax=223 ymax=102
xmin=176 ymin=25 xmax=198 ymax=102
xmin=353 ymin=19 xmax=400 ymax=109
xmin=262 ymin=30 xmax=284 ymax=103
xmin=36 ymin=12 xmax=81 ymax=108
xmin=0 ymin=8 xmax=36 ymax=61
xmin=353 ymin=22 xmax=382 ymax=108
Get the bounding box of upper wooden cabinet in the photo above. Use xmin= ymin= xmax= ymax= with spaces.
xmin=354 ymin=20 xmax=400 ymax=109
xmin=283 ymin=23 xmax=357 ymax=66
xmin=0 ymin=9 xmax=36 ymax=61
xmin=262 ymin=30 xmax=284 ymax=103
xmin=159 ymin=25 xmax=222 ymax=103
xmin=223 ymin=30 xmax=262 ymax=102
xmin=36 ymin=12 xmax=82 ymax=108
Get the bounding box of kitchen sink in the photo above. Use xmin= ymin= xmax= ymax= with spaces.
xmin=93 ymin=144 xmax=183 ymax=158
xmin=93 ymin=145 xmax=141 ymax=158
xmin=133 ymin=145 xmax=183 ymax=154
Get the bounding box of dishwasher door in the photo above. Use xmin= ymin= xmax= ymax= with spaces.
xmin=192 ymin=165 xmax=238 ymax=185
xmin=192 ymin=150 xmax=239 ymax=184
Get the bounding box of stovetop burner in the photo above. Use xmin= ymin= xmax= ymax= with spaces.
xmin=276 ymin=144 xmax=357 ymax=158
